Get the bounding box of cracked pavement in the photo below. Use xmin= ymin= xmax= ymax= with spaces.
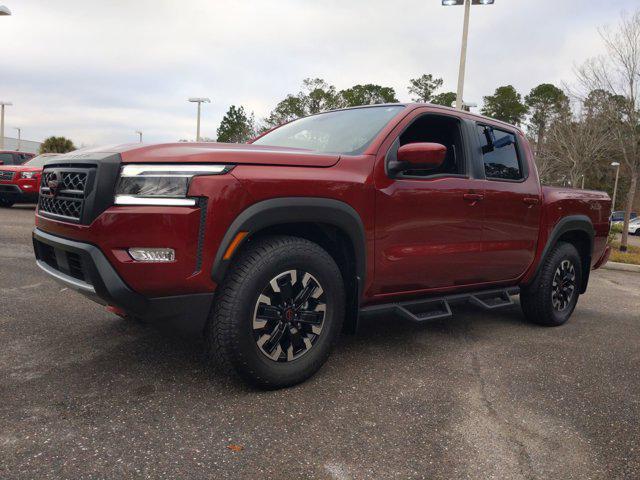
xmin=1 ymin=205 xmax=639 ymax=479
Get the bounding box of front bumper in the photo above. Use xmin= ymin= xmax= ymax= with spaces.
xmin=0 ymin=184 xmax=38 ymax=203
xmin=33 ymin=228 xmax=214 ymax=334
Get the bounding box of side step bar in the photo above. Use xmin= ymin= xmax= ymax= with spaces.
xmin=360 ymin=287 xmax=519 ymax=324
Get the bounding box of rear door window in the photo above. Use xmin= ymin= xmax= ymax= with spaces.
xmin=477 ymin=126 xmax=523 ymax=181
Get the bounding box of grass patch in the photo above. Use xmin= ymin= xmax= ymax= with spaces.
xmin=608 ymin=241 xmax=640 ymax=265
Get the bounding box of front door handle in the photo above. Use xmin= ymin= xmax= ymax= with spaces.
xmin=463 ymin=193 xmax=484 ymax=203
xmin=523 ymin=197 xmax=540 ymax=205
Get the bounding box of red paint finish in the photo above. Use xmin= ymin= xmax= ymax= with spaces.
xmin=479 ymin=134 xmax=543 ymax=282
xmin=35 ymin=173 xmax=252 ymax=297
xmin=0 ymin=163 xmax=42 ymax=201
xmin=397 ymin=143 xmax=447 ymax=167
xmin=32 ymin=104 xmax=611 ymax=309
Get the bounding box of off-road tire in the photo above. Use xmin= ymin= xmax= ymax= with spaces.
xmin=206 ymin=235 xmax=345 ymax=389
xmin=520 ymin=241 xmax=582 ymax=327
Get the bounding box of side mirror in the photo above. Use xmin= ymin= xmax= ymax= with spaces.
xmin=389 ymin=142 xmax=447 ymax=174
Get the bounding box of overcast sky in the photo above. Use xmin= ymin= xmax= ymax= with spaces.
xmin=1 ymin=0 xmax=638 ymax=146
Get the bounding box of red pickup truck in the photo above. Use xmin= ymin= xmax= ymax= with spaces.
xmin=32 ymin=104 xmax=611 ymax=388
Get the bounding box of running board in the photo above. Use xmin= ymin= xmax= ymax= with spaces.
xmin=360 ymin=287 xmax=519 ymax=324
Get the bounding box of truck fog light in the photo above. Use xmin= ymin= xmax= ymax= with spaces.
xmin=128 ymin=248 xmax=175 ymax=262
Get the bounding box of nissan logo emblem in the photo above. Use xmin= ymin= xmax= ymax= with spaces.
xmin=47 ymin=172 xmax=60 ymax=196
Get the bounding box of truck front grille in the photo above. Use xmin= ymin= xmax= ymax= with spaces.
xmin=38 ymin=169 xmax=91 ymax=222
xmin=0 ymin=170 xmax=15 ymax=181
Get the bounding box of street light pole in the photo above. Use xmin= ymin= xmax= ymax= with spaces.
xmin=188 ymin=97 xmax=211 ymax=142
xmin=14 ymin=127 xmax=21 ymax=151
xmin=456 ymin=0 xmax=471 ymax=110
xmin=0 ymin=101 xmax=12 ymax=150
xmin=442 ymin=0 xmax=495 ymax=110
xmin=136 ymin=130 xmax=143 ymax=143
xmin=611 ymin=162 xmax=621 ymax=211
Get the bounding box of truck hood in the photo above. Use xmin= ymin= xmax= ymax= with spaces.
xmin=0 ymin=165 xmax=42 ymax=173
xmin=60 ymin=143 xmax=341 ymax=168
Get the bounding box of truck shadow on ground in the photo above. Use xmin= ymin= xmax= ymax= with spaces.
xmin=75 ymin=302 xmax=531 ymax=394
xmin=11 ymin=204 xmax=37 ymax=210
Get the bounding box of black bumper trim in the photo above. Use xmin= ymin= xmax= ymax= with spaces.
xmin=33 ymin=228 xmax=214 ymax=335
xmin=0 ymin=184 xmax=38 ymax=203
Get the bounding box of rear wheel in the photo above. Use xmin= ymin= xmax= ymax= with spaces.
xmin=0 ymin=198 xmax=15 ymax=208
xmin=520 ymin=242 xmax=582 ymax=327
xmin=206 ymin=235 xmax=345 ymax=389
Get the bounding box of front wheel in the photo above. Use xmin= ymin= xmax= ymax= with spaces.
xmin=520 ymin=242 xmax=582 ymax=327
xmin=206 ymin=235 xmax=345 ymax=389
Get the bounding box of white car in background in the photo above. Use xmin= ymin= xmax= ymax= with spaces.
xmin=629 ymin=218 xmax=640 ymax=235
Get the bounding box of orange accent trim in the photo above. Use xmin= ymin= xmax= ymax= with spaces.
xmin=223 ymin=231 xmax=248 ymax=260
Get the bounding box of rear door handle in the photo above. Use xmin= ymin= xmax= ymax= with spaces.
xmin=523 ymin=197 xmax=540 ymax=205
xmin=463 ymin=193 xmax=484 ymax=202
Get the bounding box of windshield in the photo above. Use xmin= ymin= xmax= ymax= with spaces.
xmin=253 ymin=105 xmax=404 ymax=155
xmin=25 ymin=154 xmax=59 ymax=167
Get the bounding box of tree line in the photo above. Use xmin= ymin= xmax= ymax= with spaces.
xmin=216 ymin=9 xmax=640 ymax=250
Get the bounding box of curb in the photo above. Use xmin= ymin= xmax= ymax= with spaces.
xmin=601 ymin=261 xmax=640 ymax=273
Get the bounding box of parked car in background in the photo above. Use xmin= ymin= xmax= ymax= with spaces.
xmin=0 ymin=153 xmax=60 ymax=207
xmin=629 ymin=218 xmax=640 ymax=235
xmin=611 ymin=210 xmax=638 ymax=224
xmin=31 ymin=104 xmax=612 ymax=389
xmin=0 ymin=150 xmax=35 ymax=165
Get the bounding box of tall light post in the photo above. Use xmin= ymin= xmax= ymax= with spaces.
xmin=188 ymin=97 xmax=210 ymax=142
xmin=611 ymin=162 xmax=621 ymax=211
xmin=14 ymin=127 xmax=21 ymax=150
xmin=442 ymin=0 xmax=495 ymax=110
xmin=135 ymin=130 xmax=143 ymax=143
xmin=0 ymin=101 xmax=12 ymax=150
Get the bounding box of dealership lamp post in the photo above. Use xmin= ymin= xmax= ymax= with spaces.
xmin=611 ymin=162 xmax=621 ymax=211
xmin=0 ymin=101 xmax=12 ymax=150
xmin=136 ymin=130 xmax=143 ymax=143
xmin=14 ymin=127 xmax=21 ymax=150
xmin=442 ymin=0 xmax=495 ymax=110
xmin=188 ymin=97 xmax=210 ymax=142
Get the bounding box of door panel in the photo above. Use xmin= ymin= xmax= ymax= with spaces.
xmin=373 ymin=176 xmax=486 ymax=294
xmin=478 ymin=130 xmax=542 ymax=282
xmin=480 ymin=180 xmax=541 ymax=281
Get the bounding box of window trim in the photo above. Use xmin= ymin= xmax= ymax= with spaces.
xmin=385 ymin=113 xmax=470 ymax=181
xmin=476 ymin=123 xmax=528 ymax=183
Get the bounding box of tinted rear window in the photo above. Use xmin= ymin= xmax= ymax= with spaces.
xmin=477 ymin=126 xmax=523 ymax=181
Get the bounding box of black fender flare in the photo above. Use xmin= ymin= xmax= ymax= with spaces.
xmin=529 ymin=214 xmax=595 ymax=293
xmin=211 ymin=197 xmax=367 ymax=296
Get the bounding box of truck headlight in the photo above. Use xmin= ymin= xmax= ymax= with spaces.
xmin=115 ymin=164 xmax=232 ymax=206
xmin=21 ymin=171 xmax=37 ymax=179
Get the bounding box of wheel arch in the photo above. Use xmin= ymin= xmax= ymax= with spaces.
xmin=211 ymin=197 xmax=366 ymax=333
xmin=530 ymin=215 xmax=595 ymax=294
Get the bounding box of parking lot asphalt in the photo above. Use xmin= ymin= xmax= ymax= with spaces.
xmin=1 ymin=205 xmax=639 ymax=480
